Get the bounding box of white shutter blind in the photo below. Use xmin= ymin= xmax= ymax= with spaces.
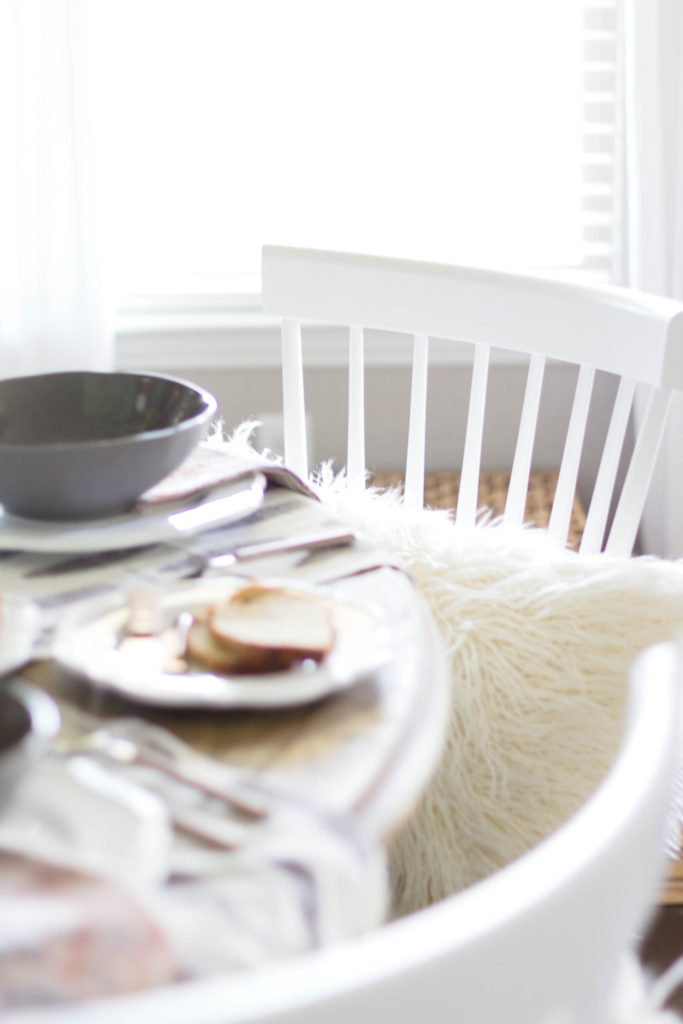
xmin=581 ymin=1 xmax=620 ymax=281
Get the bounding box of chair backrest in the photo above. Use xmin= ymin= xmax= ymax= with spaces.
xmin=261 ymin=245 xmax=683 ymax=556
xmin=72 ymin=642 xmax=681 ymax=1024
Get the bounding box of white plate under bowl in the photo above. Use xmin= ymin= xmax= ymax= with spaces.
xmin=0 ymin=593 xmax=42 ymax=676
xmin=0 ymin=473 xmax=267 ymax=554
xmin=52 ymin=579 xmax=391 ymax=709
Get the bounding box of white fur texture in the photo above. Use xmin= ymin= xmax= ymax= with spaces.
xmin=312 ymin=467 xmax=683 ymax=916
xmin=215 ymin=428 xmax=683 ymax=917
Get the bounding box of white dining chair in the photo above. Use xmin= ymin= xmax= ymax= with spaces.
xmin=46 ymin=642 xmax=682 ymax=1024
xmin=260 ymin=245 xmax=683 ymax=554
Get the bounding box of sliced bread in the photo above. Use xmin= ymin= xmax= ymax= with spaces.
xmin=187 ymin=584 xmax=335 ymax=675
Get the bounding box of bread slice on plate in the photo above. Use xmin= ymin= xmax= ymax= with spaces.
xmin=187 ymin=584 xmax=336 ymax=675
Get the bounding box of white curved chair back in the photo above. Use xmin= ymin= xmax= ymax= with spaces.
xmin=60 ymin=643 xmax=681 ymax=1024
xmin=261 ymin=245 xmax=683 ymax=555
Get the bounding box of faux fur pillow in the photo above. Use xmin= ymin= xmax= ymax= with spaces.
xmin=213 ymin=427 xmax=683 ymax=919
xmin=310 ymin=466 xmax=683 ymax=917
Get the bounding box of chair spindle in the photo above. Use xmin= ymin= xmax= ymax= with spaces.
xmin=456 ymin=342 xmax=491 ymax=528
xmin=605 ymin=386 xmax=672 ymax=556
xmin=281 ymin=316 xmax=308 ymax=480
xmin=346 ymin=325 xmax=366 ymax=487
xmin=404 ymin=333 xmax=429 ymax=508
xmin=580 ymin=376 xmax=636 ymax=555
xmin=548 ymin=364 xmax=595 ymax=546
xmin=505 ymin=352 xmax=546 ymax=527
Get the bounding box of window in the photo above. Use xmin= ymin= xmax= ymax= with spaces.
xmin=581 ymin=1 xmax=621 ymax=281
xmin=89 ymin=0 xmax=622 ymax=318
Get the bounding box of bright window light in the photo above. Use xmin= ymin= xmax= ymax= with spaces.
xmin=90 ymin=1 xmax=586 ymax=298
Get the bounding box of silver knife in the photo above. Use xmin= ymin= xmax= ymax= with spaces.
xmin=205 ymin=528 xmax=356 ymax=570
xmin=28 ymin=528 xmax=355 ymax=580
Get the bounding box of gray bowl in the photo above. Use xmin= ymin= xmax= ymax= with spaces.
xmin=0 ymin=371 xmax=217 ymax=519
xmin=0 ymin=680 xmax=61 ymax=811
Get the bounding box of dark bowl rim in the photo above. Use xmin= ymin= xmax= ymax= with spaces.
xmin=0 ymin=370 xmax=218 ymax=451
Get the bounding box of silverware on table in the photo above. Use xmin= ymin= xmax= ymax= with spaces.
xmin=53 ymin=714 xmax=273 ymax=821
xmin=196 ymin=528 xmax=356 ymax=574
xmin=25 ymin=545 xmax=158 ymax=579
xmin=27 ymin=527 xmax=355 ymax=581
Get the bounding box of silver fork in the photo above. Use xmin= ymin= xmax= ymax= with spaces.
xmin=53 ymin=713 xmax=273 ymax=820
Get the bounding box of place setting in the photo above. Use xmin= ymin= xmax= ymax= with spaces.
xmin=0 ymin=369 xmax=446 ymax=1018
xmin=0 ymin=369 xmax=267 ymax=553
xmin=0 ymin=369 xmax=387 ymax=679
xmin=51 ymin=573 xmax=392 ymax=710
xmin=0 ymin=364 xmax=390 ymax=881
xmin=0 ymin=368 xmax=405 ymax=860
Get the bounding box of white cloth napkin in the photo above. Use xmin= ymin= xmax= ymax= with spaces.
xmin=152 ymin=804 xmax=388 ymax=976
xmin=0 ymin=752 xmax=388 ymax=1010
xmin=0 ymin=755 xmax=172 ymax=886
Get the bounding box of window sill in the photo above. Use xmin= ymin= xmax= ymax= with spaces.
xmin=114 ymin=308 xmax=530 ymax=373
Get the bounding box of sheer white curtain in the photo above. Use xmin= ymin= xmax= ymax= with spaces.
xmin=0 ymin=0 xmax=112 ymax=380
xmin=624 ymin=0 xmax=683 ymax=556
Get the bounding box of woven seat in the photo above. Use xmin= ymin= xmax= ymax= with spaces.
xmin=370 ymin=469 xmax=587 ymax=549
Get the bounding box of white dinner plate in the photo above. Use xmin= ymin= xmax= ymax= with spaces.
xmin=0 ymin=473 xmax=267 ymax=554
xmin=0 ymin=592 xmax=42 ymax=676
xmin=52 ymin=579 xmax=391 ymax=709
